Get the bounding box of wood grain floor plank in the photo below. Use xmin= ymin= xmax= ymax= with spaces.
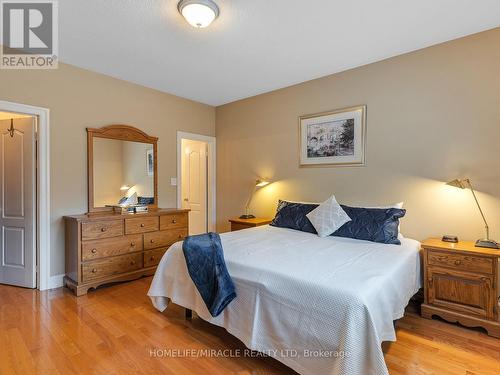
xmin=1 ymin=278 xmax=498 ymax=375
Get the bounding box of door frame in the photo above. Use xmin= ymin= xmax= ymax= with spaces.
xmin=176 ymin=131 xmax=216 ymax=232
xmin=0 ymin=100 xmax=51 ymax=291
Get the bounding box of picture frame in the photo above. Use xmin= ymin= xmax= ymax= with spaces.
xmin=146 ymin=149 xmax=154 ymax=176
xmin=299 ymin=105 xmax=366 ymax=167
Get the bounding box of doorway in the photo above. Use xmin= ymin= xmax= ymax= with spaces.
xmin=0 ymin=111 xmax=36 ymax=288
xmin=177 ymin=132 xmax=216 ymax=234
xmin=0 ymin=100 xmax=50 ymax=291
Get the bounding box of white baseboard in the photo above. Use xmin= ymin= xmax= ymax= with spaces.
xmin=47 ymin=274 xmax=65 ymax=290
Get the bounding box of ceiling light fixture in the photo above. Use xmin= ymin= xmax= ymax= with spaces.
xmin=178 ymin=0 xmax=219 ymax=28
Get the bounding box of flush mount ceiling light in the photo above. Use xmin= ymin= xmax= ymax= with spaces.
xmin=178 ymin=0 xmax=219 ymax=28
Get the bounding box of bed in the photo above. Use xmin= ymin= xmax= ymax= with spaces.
xmin=148 ymin=225 xmax=422 ymax=375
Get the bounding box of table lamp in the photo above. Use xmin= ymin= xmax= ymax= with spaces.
xmin=446 ymin=178 xmax=498 ymax=249
xmin=240 ymin=179 xmax=270 ymax=219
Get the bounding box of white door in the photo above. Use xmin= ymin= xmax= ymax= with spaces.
xmin=181 ymin=139 xmax=207 ymax=235
xmin=0 ymin=117 xmax=36 ymax=288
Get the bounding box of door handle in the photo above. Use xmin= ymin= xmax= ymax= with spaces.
xmin=183 ymin=198 xmax=189 ymax=202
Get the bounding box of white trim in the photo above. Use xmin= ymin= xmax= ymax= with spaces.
xmin=0 ymin=100 xmax=50 ymax=291
xmin=49 ymin=274 xmax=64 ymax=289
xmin=177 ymin=131 xmax=216 ymax=232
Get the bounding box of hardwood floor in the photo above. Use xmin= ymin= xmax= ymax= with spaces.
xmin=0 ymin=278 xmax=498 ymax=375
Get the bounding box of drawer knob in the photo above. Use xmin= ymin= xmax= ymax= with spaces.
xmin=101 ymin=227 xmax=107 ymax=232
xmin=140 ymin=223 xmax=145 ymax=227
xmin=131 ymin=242 xmax=135 ymax=246
xmin=178 ymin=234 xmax=182 ymax=239
xmin=454 ymin=260 xmax=462 ymax=266
xmin=92 ymin=268 xmax=97 ymax=273
xmin=150 ymin=256 xmax=155 ymax=261
xmin=91 ymin=248 xmax=97 ymax=254
xmin=130 ymin=260 xmax=136 ymax=265
xmin=172 ymin=219 xmax=177 ymax=224
xmin=150 ymin=239 xmax=154 ymax=243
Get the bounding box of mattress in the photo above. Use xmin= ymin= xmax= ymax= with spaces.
xmin=148 ymin=225 xmax=422 ymax=375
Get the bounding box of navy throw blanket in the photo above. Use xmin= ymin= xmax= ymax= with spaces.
xmin=182 ymin=232 xmax=236 ymax=317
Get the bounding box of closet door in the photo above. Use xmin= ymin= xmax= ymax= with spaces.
xmin=0 ymin=117 xmax=36 ymax=288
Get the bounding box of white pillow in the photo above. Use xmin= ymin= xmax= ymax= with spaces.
xmin=306 ymin=195 xmax=351 ymax=237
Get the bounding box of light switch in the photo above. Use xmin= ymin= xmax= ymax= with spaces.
xmin=170 ymin=177 xmax=177 ymax=186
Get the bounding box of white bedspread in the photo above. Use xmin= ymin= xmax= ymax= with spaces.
xmin=148 ymin=225 xmax=422 ymax=375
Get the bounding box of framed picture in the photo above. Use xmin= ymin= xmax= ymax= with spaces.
xmin=146 ymin=149 xmax=154 ymax=176
xmin=299 ymin=105 xmax=366 ymax=167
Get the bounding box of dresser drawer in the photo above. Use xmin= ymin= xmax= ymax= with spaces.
xmin=81 ymin=234 xmax=143 ymax=261
xmin=428 ymin=250 xmax=494 ymax=274
xmin=144 ymin=228 xmax=187 ymax=250
xmin=81 ymin=220 xmax=123 ymax=240
xmin=124 ymin=216 xmax=159 ymax=234
xmin=160 ymin=213 xmax=188 ymax=230
xmin=82 ymin=253 xmax=143 ymax=282
xmin=144 ymin=248 xmax=168 ymax=267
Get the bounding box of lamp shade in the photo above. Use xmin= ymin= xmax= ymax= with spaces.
xmin=446 ymin=178 xmax=468 ymax=189
xmin=255 ymin=179 xmax=270 ymax=187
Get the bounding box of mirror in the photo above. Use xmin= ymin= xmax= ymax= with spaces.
xmin=87 ymin=125 xmax=158 ymax=212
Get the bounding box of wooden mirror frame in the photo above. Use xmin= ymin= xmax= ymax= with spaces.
xmin=87 ymin=125 xmax=158 ymax=213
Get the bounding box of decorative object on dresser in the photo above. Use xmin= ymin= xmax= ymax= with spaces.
xmin=229 ymin=217 xmax=272 ymax=232
xmin=421 ymin=238 xmax=500 ymax=338
xmin=64 ymin=124 xmax=189 ymax=296
xmin=299 ymin=105 xmax=366 ymax=167
xmin=442 ymin=234 xmax=459 ymax=243
xmin=446 ymin=178 xmax=499 ymax=249
xmin=240 ymin=179 xmax=270 ymax=219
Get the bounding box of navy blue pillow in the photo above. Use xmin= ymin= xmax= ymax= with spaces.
xmin=333 ymin=206 xmax=405 ymax=245
xmin=138 ymin=196 xmax=154 ymax=205
xmin=270 ymin=200 xmax=405 ymax=245
xmin=270 ymin=200 xmax=318 ymax=234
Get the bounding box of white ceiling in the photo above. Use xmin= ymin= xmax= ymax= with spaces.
xmin=59 ymin=0 xmax=500 ymax=106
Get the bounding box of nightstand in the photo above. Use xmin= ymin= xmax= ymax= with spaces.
xmin=228 ymin=217 xmax=272 ymax=232
xmin=421 ymin=238 xmax=500 ymax=338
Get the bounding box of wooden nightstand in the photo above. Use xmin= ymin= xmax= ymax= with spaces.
xmin=228 ymin=217 xmax=272 ymax=232
xmin=421 ymin=238 xmax=500 ymax=338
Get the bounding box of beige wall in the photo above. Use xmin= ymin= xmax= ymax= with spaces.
xmin=0 ymin=63 xmax=215 ymax=276
xmin=216 ymin=28 xmax=500 ymax=241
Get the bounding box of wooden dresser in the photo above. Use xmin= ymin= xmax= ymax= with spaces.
xmin=64 ymin=208 xmax=189 ymax=296
xmin=421 ymin=238 xmax=500 ymax=338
